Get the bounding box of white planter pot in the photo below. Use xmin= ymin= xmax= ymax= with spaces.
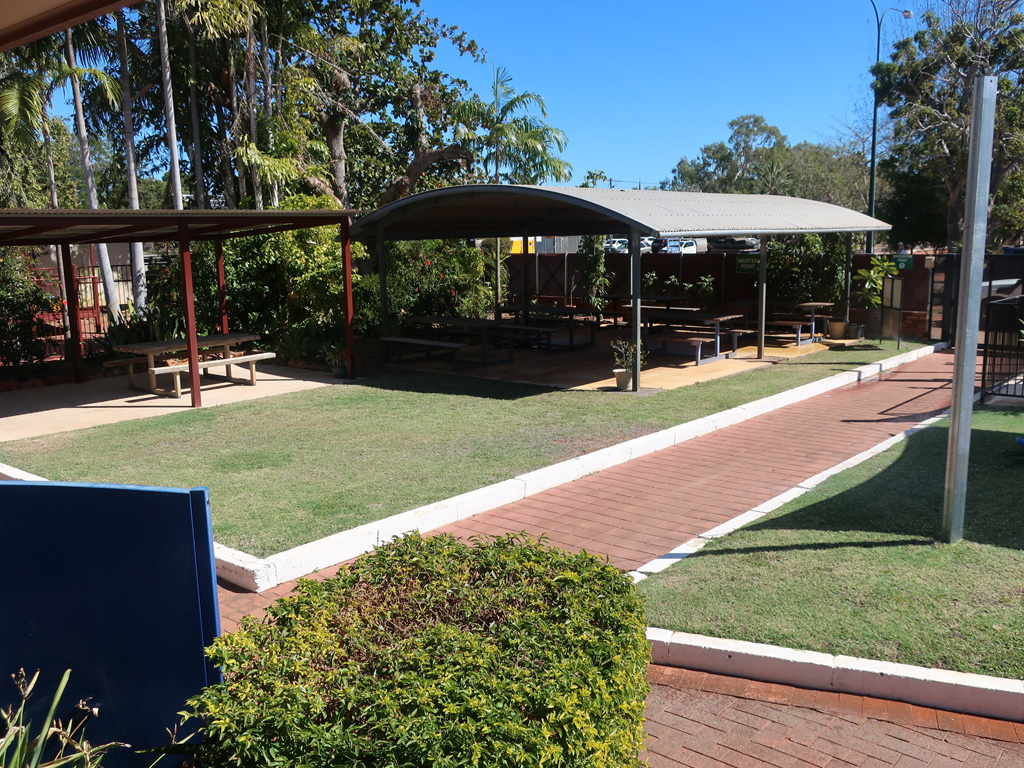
xmin=613 ymin=368 xmax=632 ymax=390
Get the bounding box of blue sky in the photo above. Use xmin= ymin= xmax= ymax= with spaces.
xmin=423 ymin=0 xmax=919 ymax=188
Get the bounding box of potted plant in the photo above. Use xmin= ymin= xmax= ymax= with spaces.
xmin=610 ymin=338 xmax=648 ymax=390
xmin=319 ymin=342 xmax=347 ymax=378
xmin=852 ymin=255 xmax=898 ymax=339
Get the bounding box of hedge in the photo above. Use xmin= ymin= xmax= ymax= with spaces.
xmin=187 ymin=532 xmax=650 ymax=768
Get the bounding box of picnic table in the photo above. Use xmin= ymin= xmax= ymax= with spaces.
xmin=401 ymin=316 xmax=513 ymax=366
xmin=110 ymin=332 xmax=274 ymax=397
xmin=794 ymin=302 xmax=835 ymax=340
xmin=642 ymin=311 xmax=747 ymax=364
xmin=500 ymin=304 xmax=598 ymax=348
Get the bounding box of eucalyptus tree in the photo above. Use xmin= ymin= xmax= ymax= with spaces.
xmin=874 ymin=0 xmax=1024 ymax=247
xmin=663 ymin=115 xmax=787 ymax=194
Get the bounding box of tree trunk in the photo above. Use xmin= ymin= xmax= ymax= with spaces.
xmin=185 ymin=18 xmax=206 ymax=209
xmin=41 ymin=113 xmax=71 ymax=341
xmin=228 ymin=42 xmax=247 ymax=202
xmin=155 ymin=0 xmax=183 ymax=209
xmin=117 ymin=10 xmax=147 ymax=315
xmin=245 ymin=22 xmax=263 ymax=209
xmin=66 ymin=29 xmax=120 ymax=320
xmin=324 ymin=116 xmax=348 ymax=208
xmin=215 ymin=104 xmax=237 ymax=208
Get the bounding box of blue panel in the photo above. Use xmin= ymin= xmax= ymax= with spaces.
xmin=0 ymin=482 xmax=221 ymax=768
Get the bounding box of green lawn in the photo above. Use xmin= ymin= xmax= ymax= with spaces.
xmin=1 ymin=341 xmax=917 ymax=558
xmin=639 ymin=407 xmax=1024 ymax=679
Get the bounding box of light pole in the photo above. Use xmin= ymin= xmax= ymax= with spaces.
xmin=866 ymin=1 xmax=912 ymax=254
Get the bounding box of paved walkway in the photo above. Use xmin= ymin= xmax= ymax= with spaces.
xmin=647 ymin=666 xmax=1024 ymax=766
xmin=216 ymin=348 xmax=1024 ymax=763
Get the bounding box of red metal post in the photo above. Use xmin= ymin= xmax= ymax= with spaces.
xmin=216 ymin=239 xmax=228 ymax=334
xmin=179 ymin=224 xmax=202 ymax=407
xmin=60 ymin=244 xmax=85 ymax=382
xmin=341 ymin=218 xmax=355 ymax=379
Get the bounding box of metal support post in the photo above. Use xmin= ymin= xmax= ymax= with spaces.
xmin=943 ymin=75 xmax=998 ymax=543
xmin=630 ymin=229 xmax=642 ymax=391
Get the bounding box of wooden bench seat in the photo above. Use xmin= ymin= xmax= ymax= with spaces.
xmin=149 ymin=351 xmax=276 ymax=398
xmin=382 ymin=336 xmax=468 ymax=369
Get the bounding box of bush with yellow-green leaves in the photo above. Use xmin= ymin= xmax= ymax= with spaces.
xmin=187 ymin=532 xmax=650 ymax=768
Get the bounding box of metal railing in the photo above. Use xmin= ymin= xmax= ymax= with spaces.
xmin=980 ymin=295 xmax=1024 ymax=401
xmin=29 ymin=265 xmax=135 ymax=357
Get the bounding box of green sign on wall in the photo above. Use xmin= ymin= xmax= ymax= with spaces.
xmin=736 ymin=254 xmax=760 ymax=275
xmin=892 ymin=254 xmax=913 ymax=270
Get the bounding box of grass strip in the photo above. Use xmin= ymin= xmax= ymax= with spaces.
xmin=639 ymin=407 xmax=1024 ymax=679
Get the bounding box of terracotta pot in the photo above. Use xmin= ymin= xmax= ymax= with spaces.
xmin=827 ymin=320 xmax=848 ymax=339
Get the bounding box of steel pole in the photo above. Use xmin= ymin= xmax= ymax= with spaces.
xmin=757 ymin=236 xmax=767 ymax=358
xmin=942 ymin=75 xmax=998 ymax=544
xmin=630 ymin=229 xmax=642 ymax=391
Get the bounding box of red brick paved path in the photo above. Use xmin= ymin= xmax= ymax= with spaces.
xmin=434 ymin=349 xmax=960 ymax=570
xmin=647 ymin=666 xmax=1024 ymax=767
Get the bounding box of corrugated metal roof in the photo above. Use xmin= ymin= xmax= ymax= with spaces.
xmin=0 ymin=208 xmax=357 ymax=247
xmin=350 ymin=185 xmax=890 ymax=241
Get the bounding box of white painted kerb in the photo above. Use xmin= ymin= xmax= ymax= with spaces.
xmin=647 ymin=627 xmax=1024 ymax=722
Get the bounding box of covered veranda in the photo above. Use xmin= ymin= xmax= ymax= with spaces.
xmin=350 ymin=185 xmax=890 ymax=390
xmin=0 ymin=208 xmax=357 ymax=407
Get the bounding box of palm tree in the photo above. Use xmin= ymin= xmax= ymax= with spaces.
xmin=115 ymin=9 xmax=147 ymax=313
xmin=154 ymin=0 xmax=183 ymax=209
xmin=454 ymin=66 xmax=571 ymax=185
xmin=65 ymin=25 xmax=121 ymax=321
xmin=453 ymin=66 xmax=572 ymax=312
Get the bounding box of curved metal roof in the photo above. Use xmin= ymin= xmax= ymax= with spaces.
xmin=350 ymin=185 xmax=890 ymax=241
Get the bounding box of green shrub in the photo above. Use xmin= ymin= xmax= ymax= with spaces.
xmin=0 ymin=252 xmax=47 ymax=367
xmin=1 ymin=669 xmax=122 ymax=768
xmin=187 ymin=533 xmax=649 ymax=768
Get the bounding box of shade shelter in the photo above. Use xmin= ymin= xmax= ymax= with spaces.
xmin=350 ymin=185 xmax=890 ymax=390
xmin=0 ymin=0 xmax=135 ymax=51
xmin=0 ymin=208 xmax=357 ymax=406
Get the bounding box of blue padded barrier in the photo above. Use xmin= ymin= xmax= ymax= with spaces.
xmin=0 ymin=481 xmax=221 ymax=768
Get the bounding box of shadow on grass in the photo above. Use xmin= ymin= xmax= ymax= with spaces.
xmin=354 ymin=368 xmax=558 ymax=401
xmin=722 ymin=411 xmax=1024 ymax=551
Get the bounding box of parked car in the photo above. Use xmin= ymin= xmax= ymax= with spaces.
xmin=604 ymin=237 xmax=629 ymax=254
xmin=652 ymin=238 xmax=698 ymax=255
xmin=709 ymin=236 xmax=760 ymax=251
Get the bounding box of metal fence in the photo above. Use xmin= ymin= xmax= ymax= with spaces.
xmin=29 ymin=264 xmax=134 ymax=357
xmin=980 ymin=295 xmax=1024 ymax=401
